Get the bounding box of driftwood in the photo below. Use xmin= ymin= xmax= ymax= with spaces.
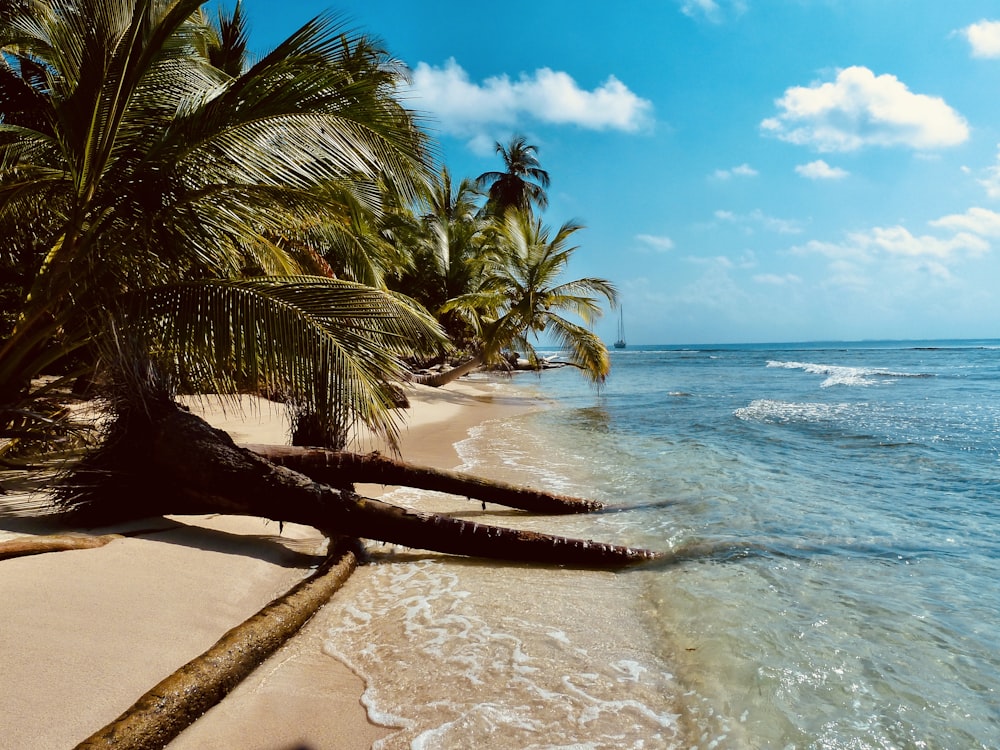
xmin=244 ymin=444 xmax=603 ymax=514
xmin=60 ymin=403 xmax=659 ymax=569
xmin=73 ymin=538 xmax=361 ymax=750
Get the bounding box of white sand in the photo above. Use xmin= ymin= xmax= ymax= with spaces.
xmin=0 ymin=379 xmax=541 ymax=750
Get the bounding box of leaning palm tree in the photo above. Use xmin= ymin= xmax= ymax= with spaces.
xmin=475 ymin=134 xmax=550 ymax=217
xmin=0 ymin=0 xmax=438 ymax=452
xmin=0 ymin=1 xmax=659 ymax=587
xmin=424 ymin=209 xmax=617 ymax=387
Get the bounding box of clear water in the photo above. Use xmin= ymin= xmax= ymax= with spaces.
xmin=324 ymin=340 xmax=1000 ymax=749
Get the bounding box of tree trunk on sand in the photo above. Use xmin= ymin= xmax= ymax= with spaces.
xmin=0 ymin=533 xmax=122 ymax=560
xmin=61 ymin=403 xmax=659 ymax=568
xmin=243 ymin=444 xmax=603 ymax=514
xmin=74 ymin=538 xmax=361 ymax=750
xmin=408 ymin=354 xmax=484 ymax=387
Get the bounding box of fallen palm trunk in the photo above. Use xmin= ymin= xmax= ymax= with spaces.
xmin=244 ymin=444 xmax=603 ymax=514
xmin=74 ymin=537 xmax=360 ymax=750
xmin=0 ymin=532 xmax=122 ymax=560
xmin=407 ymin=354 xmax=484 ymax=387
xmin=62 ymin=403 xmax=659 ymax=568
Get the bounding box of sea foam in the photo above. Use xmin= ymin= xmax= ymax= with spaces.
xmin=766 ymin=359 xmax=930 ymax=387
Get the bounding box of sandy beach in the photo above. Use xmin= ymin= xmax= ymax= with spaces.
xmin=0 ymin=378 xmax=541 ymax=750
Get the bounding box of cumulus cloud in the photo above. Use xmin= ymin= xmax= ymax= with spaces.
xmin=407 ymin=59 xmax=654 ymax=138
xmin=930 ymin=207 xmax=1000 ymax=237
xmin=795 ymin=159 xmax=849 ymax=180
xmin=636 ymin=234 xmax=675 ymax=252
xmin=761 ymin=66 xmax=969 ymax=152
xmin=794 ymin=221 xmax=990 ymax=263
xmin=713 ymin=163 xmax=758 ymax=179
xmin=961 ymin=20 xmax=1000 ymax=58
xmin=861 ymin=226 xmax=988 ymax=258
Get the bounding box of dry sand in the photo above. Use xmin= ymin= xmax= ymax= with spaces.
xmin=0 ymin=378 xmax=541 ymax=750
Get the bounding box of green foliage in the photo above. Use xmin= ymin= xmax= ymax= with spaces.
xmin=0 ymin=0 xmax=441 ymax=452
xmin=444 ymin=210 xmax=618 ymax=383
xmin=475 ymin=135 xmax=551 ymax=217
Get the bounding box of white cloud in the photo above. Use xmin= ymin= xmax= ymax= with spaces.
xmin=636 ymin=234 xmax=675 ymax=252
xmin=794 ymin=222 xmax=990 ymax=263
xmin=961 ymin=20 xmax=1000 ymax=58
xmin=713 ymin=163 xmax=758 ymax=179
xmin=976 ymin=145 xmax=1000 ymax=198
xmin=679 ymin=0 xmax=747 ymax=23
xmin=930 ymin=207 xmax=1000 ymax=237
xmin=408 ymin=59 xmax=654 ymax=138
xmin=795 ymin=159 xmax=849 ymax=180
xmin=862 ymin=226 xmax=988 ymax=258
xmin=761 ymin=66 xmax=969 ymax=152
xmin=680 ymin=0 xmax=721 ymax=21
xmin=715 ymin=208 xmax=803 ymax=234
xmin=754 ymin=273 xmax=801 ymax=285
xmin=793 ymin=214 xmax=994 ymax=294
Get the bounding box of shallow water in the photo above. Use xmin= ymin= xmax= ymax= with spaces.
xmin=325 ymin=340 xmax=1000 ymax=749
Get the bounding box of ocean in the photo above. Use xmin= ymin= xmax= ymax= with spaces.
xmin=323 ymin=340 xmax=1000 ymax=749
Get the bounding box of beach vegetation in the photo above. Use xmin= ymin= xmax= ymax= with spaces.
xmin=0 ymin=1 xmax=644 ymax=574
xmin=409 ymin=208 xmax=617 ymax=387
xmin=387 ymin=166 xmax=490 ymax=351
xmin=0 ymin=0 xmax=440 ymax=454
xmin=0 ymin=7 xmax=651 ymax=740
xmin=445 ymin=210 xmax=617 ymax=383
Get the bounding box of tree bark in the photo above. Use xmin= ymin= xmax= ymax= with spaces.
xmin=73 ymin=538 xmax=361 ymax=750
xmin=408 ymin=354 xmax=483 ymax=387
xmin=63 ymin=403 xmax=659 ymax=569
xmin=243 ymin=444 xmax=603 ymax=514
xmin=0 ymin=533 xmax=123 ymax=560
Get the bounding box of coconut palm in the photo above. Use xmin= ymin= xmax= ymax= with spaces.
xmin=392 ymin=167 xmax=491 ymax=349
xmin=475 ymin=135 xmax=550 ymax=217
xmin=0 ymin=0 xmax=440 ymax=452
xmin=431 ymin=209 xmax=617 ymax=386
xmin=0 ymin=0 xmax=660 ymax=588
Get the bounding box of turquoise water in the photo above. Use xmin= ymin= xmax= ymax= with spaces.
xmin=527 ymin=340 xmax=1000 ymax=748
xmin=326 ymin=340 xmax=1000 ymax=749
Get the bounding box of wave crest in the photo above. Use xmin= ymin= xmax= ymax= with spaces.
xmin=766 ymin=360 xmax=931 ymax=387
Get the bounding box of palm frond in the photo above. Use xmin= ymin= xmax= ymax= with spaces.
xmin=123 ymin=276 xmax=445 ymax=446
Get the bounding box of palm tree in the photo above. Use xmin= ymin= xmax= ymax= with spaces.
xmin=0 ymin=0 xmax=440 ymax=452
xmin=0 ymin=1 xmax=660 ymax=604
xmin=392 ymin=167 xmax=490 ymax=349
xmin=202 ymin=0 xmax=250 ymax=77
xmin=475 ymin=135 xmax=550 ymax=217
xmin=425 ymin=210 xmax=617 ymax=387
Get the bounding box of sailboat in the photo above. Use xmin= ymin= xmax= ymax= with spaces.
xmin=614 ymin=308 xmax=626 ymax=349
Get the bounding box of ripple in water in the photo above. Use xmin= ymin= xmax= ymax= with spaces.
xmin=323 ymin=550 xmax=683 ymax=749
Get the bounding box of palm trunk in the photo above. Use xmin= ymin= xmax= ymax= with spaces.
xmin=74 ymin=538 xmax=361 ymax=750
xmin=243 ymin=445 xmax=603 ymax=514
xmin=408 ymin=354 xmax=484 ymax=387
xmin=0 ymin=533 xmax=123 ymax=560
xmin=61 ymin=402 xmax=659 ymax=569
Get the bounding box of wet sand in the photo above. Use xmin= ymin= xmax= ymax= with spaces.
xmin=0 ymin=379 xmax=540 ymax=750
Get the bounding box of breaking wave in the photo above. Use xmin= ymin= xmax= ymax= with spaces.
xmin=766 ymin=360 xmax=932 ymax=387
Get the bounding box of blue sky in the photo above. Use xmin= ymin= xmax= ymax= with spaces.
xmin=240 ymin=0 xmax=1000 ymax=345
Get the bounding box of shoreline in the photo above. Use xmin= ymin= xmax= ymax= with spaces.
xmin=0 ymin=378 xmax=543 ymax=750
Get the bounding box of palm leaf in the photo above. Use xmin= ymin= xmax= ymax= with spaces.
xmin=123 ymin=276 xmax=444 ymax=446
